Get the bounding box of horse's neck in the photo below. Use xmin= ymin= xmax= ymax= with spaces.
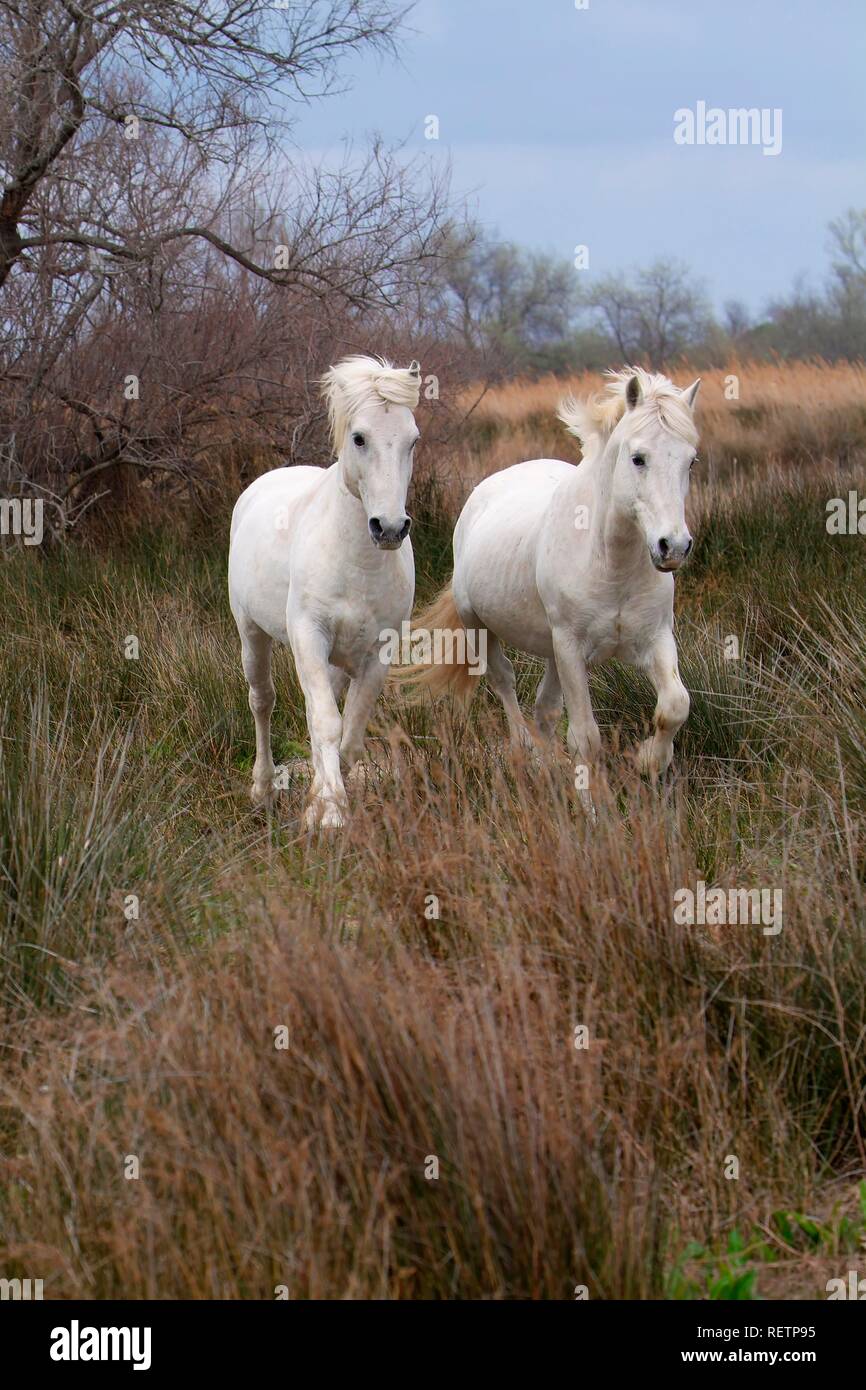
xmin=326 ymin=456 xmax=381 ymax=569
xmin=575 ymin=438 xmax=645 ymax=573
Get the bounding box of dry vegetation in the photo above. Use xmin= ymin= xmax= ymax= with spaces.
xmin=447 ymin=357 xmax=866 ymax=494
xmin=1 ymin=358 xmax=865 ymax=1300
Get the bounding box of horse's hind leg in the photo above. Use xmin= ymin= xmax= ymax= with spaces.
xmin=340 ymin=654 xmax=387 ymax=775
xmin=239 ymin=618 xmax=276 ymax=804
xmin=485 ymin=634 xmax=535 ymax=749
xmin=329 ymin=664 xmax=349 ymax=704
xmin=534 ymin=658 xmax=563 ymax=739
xmin=551 ymin=627 xmax=601 ymax=766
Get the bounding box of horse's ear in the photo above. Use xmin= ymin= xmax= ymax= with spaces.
xmin=681 ymin=378 xmax=701 ymax=410
xmin=625 ymin=374 xmax=642 ymax=410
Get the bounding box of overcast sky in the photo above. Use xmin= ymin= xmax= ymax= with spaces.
xmin=289 ymin=0 xmax=866 ymax=313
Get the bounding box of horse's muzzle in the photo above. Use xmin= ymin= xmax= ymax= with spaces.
xmin=651 ymin=536 xmax=692 ymax=571
xmin=369 ymin=516 xmax=411 ymax=549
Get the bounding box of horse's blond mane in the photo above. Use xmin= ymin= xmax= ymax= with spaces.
xmin=557 ymin=367 xmax=698 ymax=460
xmin=320 ymin=355 xmax=421 ymax=454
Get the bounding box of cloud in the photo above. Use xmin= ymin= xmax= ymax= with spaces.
xmin=442 ymin=139 xmax=863 ymax=308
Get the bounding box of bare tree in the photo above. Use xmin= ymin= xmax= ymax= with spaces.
xmin=0 ymin=2 xmax=430 ymax=289
xmin=761 ymin=213 xmax=866 ymax=362
xmin=723 ymin=299 xmax=752 ymax=341
xmin=0 ymin=1 xmax=454 ymax=523
xmin=580 ymin=259 xmax=713 ymax=367
xmin=826 ymin=208 xmax=866 ymax=349
xmin=828 ymin=209 xmax=866 ymax=288
xmin=438 ymin=229 xmax=578 ymax=373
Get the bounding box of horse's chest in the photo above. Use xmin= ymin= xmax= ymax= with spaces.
xmin=329 ymin=578 xmax=412 ymax=672
xmin=582 ymin=593 xmax=658 ymax=664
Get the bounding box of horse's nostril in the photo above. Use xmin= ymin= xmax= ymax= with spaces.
xmin=658 ymin=537 xmax=669 ymax=557
xmin=398 ymin=517 xmax=411 ymax=541
xmin=684 ymin=539 xmax=693 ymax=556
xmin=369 ymin=517 xmax=383 ymax=539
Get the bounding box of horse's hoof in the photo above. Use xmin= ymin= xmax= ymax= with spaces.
xmin=346 ymin=761 xmax=382 ymax=791
xmin=303 ymin=801 xmax=345 ymax=832
xmin=527 ymin=741 xmax=550 ymax=771
xmin=635 ymin=738 xmax=657 ymax=778
xmin=576 ymin=788 xmax=598 ymax=823
xmin=510 ymin=727 xmax=537 ymax=753
xmin=636 ymin=738 xmax=673 ymax=781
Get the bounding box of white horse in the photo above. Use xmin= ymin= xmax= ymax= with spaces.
xmin=228 ymin=355 xmax=421 ymax=829
xmin=402 ymin=368 xmax=700 ymax=781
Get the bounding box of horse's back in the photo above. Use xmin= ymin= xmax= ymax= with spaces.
xmin=464 ymin=457 xmax=573 ymax=512
xmin=230 ymin=464 xmax=326 ymax=538
xmin=456 ymin=458 xmax=573 ymax=560
xmin=453 ymin=458 xmax=575 ymax=654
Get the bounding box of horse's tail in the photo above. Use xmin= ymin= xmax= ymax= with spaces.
xmin=389 ymin=581 xmax=481 ymax=707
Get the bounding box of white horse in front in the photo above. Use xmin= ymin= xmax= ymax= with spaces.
xmin=403 ymin=368 xmax=700 ymax=781
xmin=228 ymin=355 xmax=421 ymax=829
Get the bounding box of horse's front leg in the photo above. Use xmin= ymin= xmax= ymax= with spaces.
xmin=552 ymin=628 xmax=601 ymax=815
xmin=289 ymin=620 xmax=347 ymax=830
xmin=339 ymin=652 xmax=387 ymax=781
xmin=636 ymin=627 xmax=690 ymax=778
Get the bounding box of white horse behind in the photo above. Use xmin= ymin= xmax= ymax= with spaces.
xmin=402 ymin=368 xmax=700 ymax=782
xmin=228 ymin=355 xmax=421 ymax=829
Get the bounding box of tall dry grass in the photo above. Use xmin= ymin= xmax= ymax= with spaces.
xmin=447 ymin=358 xmax=866 ymax=497
xmin=2 ymin=713 xmax=864 ymax=1299
xmin=1 ymin=359 xmax=865 ymax=1298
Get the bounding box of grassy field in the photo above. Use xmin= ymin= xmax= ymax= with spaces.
xmin=1 ymin=359 xmax=865 ymax=1299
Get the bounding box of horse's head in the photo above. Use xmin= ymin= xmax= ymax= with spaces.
xmin=321 ymin=356 xmax=422 ymax=550
xmin=609 ymin=371 xmax=700 ymax=572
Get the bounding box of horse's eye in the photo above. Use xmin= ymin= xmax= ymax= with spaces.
xmin=352 ymin=432 xmax=365 ymax=448
xmin=690 ymin=455 xmax=699 ymax=470
xmin=631 ymin=453 xmax=646 ymax=467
